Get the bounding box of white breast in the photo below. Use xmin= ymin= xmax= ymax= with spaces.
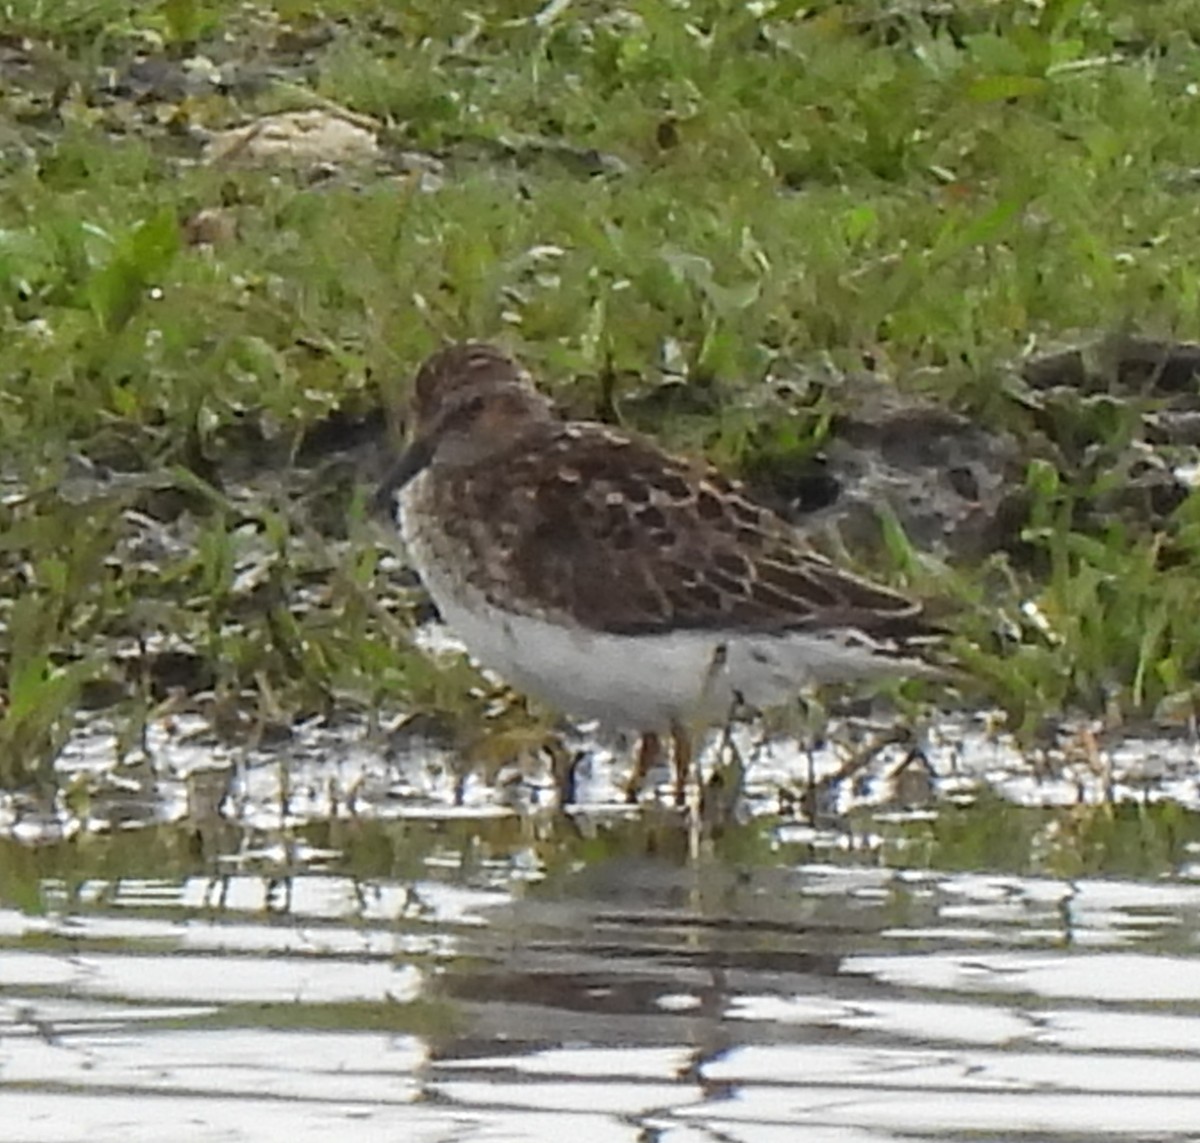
xmin=397 ymin=479 xmax=927 ymax=732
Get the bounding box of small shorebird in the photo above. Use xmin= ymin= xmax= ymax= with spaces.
xmin=375 ymin=343 xmax=942 ymax=801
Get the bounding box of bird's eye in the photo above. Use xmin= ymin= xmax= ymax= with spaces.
xmin=445 ymin=395 xmax=486 ymax=432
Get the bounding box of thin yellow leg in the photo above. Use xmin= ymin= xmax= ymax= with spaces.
xmin=670 ymin=641 xmax=727 ymax=810
xmin=670 ymin=721 xmax=693 ymax=808
xmin=625 ymin=731 xmax=662 ymax=803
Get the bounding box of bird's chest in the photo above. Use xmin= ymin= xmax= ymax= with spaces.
xmin=394 ymin=474 xmax=725 ymax=727
xmin=397 ymin=472 xmax=516 ymax=602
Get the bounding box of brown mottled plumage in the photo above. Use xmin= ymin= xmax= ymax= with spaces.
xmin=377 ymin=342 xmax=941 ymax=801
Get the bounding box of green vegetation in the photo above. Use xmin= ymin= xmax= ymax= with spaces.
xmin=3 ymin=0 xmax=1200 ymax=804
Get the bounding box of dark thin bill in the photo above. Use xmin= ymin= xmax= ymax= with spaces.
xmin=371 ymin=436 xmax=434 ymax=516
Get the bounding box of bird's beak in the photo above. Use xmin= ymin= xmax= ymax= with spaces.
xmin=371 ymin=435 xmax=434 ymax=517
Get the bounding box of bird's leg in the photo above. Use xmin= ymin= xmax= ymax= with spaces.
xmin=701 ymin=692 xmax=747 ymax=828
xmin=625 ymin=731 xmax=662 ymax=803
xmin=797 ymin=689 xmax=824 ymax=824
xmin=669 ymin=721 xmax=693 ymax=807
xmin=668 ymin=640 xmax=732 ymax=809
xmin=548 ymin=740 xmax=580 ymax=807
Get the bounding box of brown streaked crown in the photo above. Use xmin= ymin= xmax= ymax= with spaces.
xmin=412 ymin=342 xmax=535 ymax=428
xmin=403 ymin=345 xmax=933 ymax=643
xmin=375 ymin=343 xmax=553 ymax=511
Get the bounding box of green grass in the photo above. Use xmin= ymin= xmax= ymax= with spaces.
xmin=4 ymin=0 xmax=1200 ymax=786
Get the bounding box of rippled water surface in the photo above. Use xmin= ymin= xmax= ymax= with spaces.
xmin=3 ymin=713 xmax=1200 ymax=1141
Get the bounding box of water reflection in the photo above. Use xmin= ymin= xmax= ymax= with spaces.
xmin=3 ymin=712 xmax=1200 ymax=1139
xmin=0 ymin=824 xmax=1198 ymax=1140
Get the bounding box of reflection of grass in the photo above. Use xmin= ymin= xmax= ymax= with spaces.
xmin=863 ymin=793 xmax=1200 ymax=881
xmin=545 ymin=797 xmax=1200 ymax=881
xmin=153 ymin=998 xmax=461 ymax=1037
xmin=5 ymin=2 xmax=1200 ymax=791
xmin=2 ymin=797 xmax=1199 ymax=908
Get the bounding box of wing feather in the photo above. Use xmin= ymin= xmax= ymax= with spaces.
xmin=441 ymin=423 xmax=930 ymax=641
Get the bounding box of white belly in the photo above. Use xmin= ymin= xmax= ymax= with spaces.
xmin=434 ymin=586 xmax=732 ymax=729
xmin=398 ymin=483 xmax=923 ymax=731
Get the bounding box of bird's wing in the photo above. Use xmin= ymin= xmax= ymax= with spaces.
xmin=451 ymin=423 xmax=929 ymax=640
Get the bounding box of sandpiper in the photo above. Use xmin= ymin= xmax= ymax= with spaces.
xmin=375 ymin=342 xmax=942 ymax=801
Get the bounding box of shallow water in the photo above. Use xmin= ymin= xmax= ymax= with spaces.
xmin=2 ymin=712 xmax=1200 ymax=1141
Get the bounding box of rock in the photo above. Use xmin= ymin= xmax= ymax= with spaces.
xmin=202 ymin=109 xmax=380 ymax=167
xmin=181 ymin=206 xmax=238 ymax=247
